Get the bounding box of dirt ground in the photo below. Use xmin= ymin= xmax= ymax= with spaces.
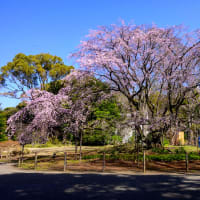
xmin=1 ymin=141 xmax=200 ymax=174
xmin=0 ymin=140 xmax=19 ymax=148
xmin=16 ymin=155 xmax=200 ymax=174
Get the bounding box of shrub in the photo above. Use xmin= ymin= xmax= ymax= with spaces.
xmin=0 ymin=133 xmax=8 ymax=142
xmin=82 ymin=133 xmax=107 ymax=146
xmin=175 ymin=147 xmax=186 ymax=154
xmin=110 ymin=135 xmax=122 ymax=145
xmin=147 ymin=154 xmax=185 ymax=161
xmin=147 ymin=153 xmax=200 ymax=161
xmin=151 ymin=147 xmax=171 ymax=154
xmin=163 ymin=138 xmax=170 ymax=146
xmin=108 ymin=144 xmax=135 ymax=154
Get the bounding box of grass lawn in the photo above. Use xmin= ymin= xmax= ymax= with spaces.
xmin=165 ymin=145 xmax=199 ymax=152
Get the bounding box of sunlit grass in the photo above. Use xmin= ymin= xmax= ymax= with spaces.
xmin=165 ymin=144 xmax=199 ymax=152
xmin=20 ymin=158 xmax=88 ymax=171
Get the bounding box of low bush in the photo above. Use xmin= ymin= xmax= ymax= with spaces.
xmin=147 ymin=154 xmax=185 ymax=161
xmin=147 ymin=152 xmax=200 ymax=161
xmin=107 ymin=144 xmax=135 ymax=154
xmin=151 ymin=147 xmax=171 ymax=154
xmin=82 ymin=134 xmax=106 ymax=146
xmin=0 ymin=134 xmax=8 ymax=142
xmin=83 ymin=152 xmax=200 ymax=162
xmin=175 ymin=147 xmax=186 ymax=154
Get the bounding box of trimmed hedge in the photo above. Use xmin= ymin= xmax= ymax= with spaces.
xmin=82 ymin=152 xmax=200 ymax=162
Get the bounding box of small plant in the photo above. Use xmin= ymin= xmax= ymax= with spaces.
xmin=175 ymin=147 xmax=186 ymax=154
xmin=163 ymin=138 xmax=170 ymax=146
xmin=151 ymin=147 xmax=170 ymax=154
xmin=0 ymin=134 xmax=8 ymax=142
xmin=110 ymin=135 xmax=122 ymax=145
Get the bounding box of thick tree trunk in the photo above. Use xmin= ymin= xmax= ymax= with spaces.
xmin=161 ymin=131 xmax=164 ymax=149
xmin=137 ymin=143 xmax=139 ymax=168
xmin=79 ymin=132 xmax=82 ymax=161
xmin=75 ymin=138 xmax=78 ymax=160
xmin=189 ymin=130 xmax=195 ymax=146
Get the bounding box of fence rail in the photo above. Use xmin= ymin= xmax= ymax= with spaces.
xmin=1 ymin=147 xmax=200 ymax=173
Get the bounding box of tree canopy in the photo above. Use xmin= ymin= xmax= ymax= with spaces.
xmin=73 ymin=22 xmax=200 ymax=141
xmin=6 ymin=70 xmax=118 ymax=145
xmin=0 ymin=53 xmax=73 ymax=98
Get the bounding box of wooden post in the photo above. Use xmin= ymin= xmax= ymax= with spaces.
xmin=102 ymin=152 xmax=106 ymax=172
xmin=79 ymin=132 xmax=82 ymax=161
xmin=64 ymin=152 xmax=67 ymax=171
xmin=185 ymin=152 xmax=189 ymax=172
xmin=196 ymin=131 xmax=199 ymax=153
xmin=7 ymin=149 xmax=10 ymax=160
xmin=137 ymin=144 xmax=139 ymax=168
xmin=9 ymin=149 xmax=11 ymax=160
xmin=79 ymin=152 xmax=82 ymax=162
xmin=18 ymin=157 xmax=21 ymax=167
xmin=134 ymin=152 xmax=136 ymax=164
xmin=34 ymin=152 xmax=38 ymax=170
xmin=143 ymin=150 xmax=146 ymax=173
xmin=21 ymin=145 xmax=24 ymax=165
xmin=6 ymin=149 xmax=9 ymax=160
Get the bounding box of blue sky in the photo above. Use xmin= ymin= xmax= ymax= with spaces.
xmin=0 ymin=0 xmax=200 ymax=108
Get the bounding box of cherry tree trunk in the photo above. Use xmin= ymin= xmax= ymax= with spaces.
xmin=79 ymin=132 xmax=83 ymax=161
xmin=21 ymin=145 xmax=24 ymax=165
xmin=189 ymin=130 xmax=195 ymax=146
xmin=75 ymin=139 xmax=78 ymax=160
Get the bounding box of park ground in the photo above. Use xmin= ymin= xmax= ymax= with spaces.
xmin=1 ymin=141 xmax=200 ymax=174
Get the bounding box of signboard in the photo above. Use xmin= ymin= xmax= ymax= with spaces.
xmin=178 ymin=131 xmax=184 ymax=145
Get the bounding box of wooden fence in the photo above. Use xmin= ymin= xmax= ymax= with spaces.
xmin=0 ymin=148 xmax=197 ymax=173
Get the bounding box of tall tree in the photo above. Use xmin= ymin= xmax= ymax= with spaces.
xmin=6 ymin=70 xmax=111 ymax=146
xmin=0 ymin=53 xmax=73 ymax=98
xmin=73 ymin=22 xmax=200 ymax=142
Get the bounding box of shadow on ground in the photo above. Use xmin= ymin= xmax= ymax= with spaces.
xmin=0 ymin=172 xmax=200 ymax=200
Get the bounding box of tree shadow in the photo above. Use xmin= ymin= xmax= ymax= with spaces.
xmin=0 ymin=172 xmax=200 ymax=200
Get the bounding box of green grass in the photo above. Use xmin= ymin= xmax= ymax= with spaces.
xmin=20 ymin=159 xmax=88 ymax=171
xmin=25 ymin=142 xmax=113 ymax=149
xmin=165 ymin=145 xmax=199 ymax=152
xmin=25 ymin=143 xmax=65 ymax=148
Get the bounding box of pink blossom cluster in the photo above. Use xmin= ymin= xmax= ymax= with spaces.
xmin=6 ymin=70 xmax=110 ymax=144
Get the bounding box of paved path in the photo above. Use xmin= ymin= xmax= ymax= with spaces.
xmin=0 ymin=163 xmax=200 ymax=200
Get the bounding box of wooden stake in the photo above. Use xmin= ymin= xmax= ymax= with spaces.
xmin=18 ymin=157 xmax=21 ymax=167
xmin=7 ymin=149 xmax=10 ymax=160
xmin=21 ymin=145 xmax=24 ymax=165
xmin=34 ymin=152 xmax=38 ymax=170
xmin=186 ymin=152 xmax=189 ymax=173
xmin=102 ymin=152 xmax=106 ymax=172
xmin=64 ymin=152 xmax=67 ymax=171
xmin=137 ymin=144 xmax=139 ymax=168
xmin=79 ymin=132 xmax=82 ymax=161
xmin=143 ymin=150 xmax=146 ymax=173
